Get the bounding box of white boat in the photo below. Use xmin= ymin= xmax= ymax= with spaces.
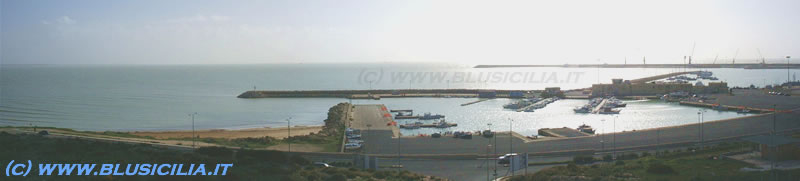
xmin=577 ymin=124 xmax=595 ymax=134
xmin=573 ymin=105 xmax=591 ymax=113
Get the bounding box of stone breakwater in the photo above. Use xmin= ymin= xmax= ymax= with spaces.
xmin=237 ymin=89 xmax=538 ymax=98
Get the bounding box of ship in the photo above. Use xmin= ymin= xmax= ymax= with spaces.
xmin=419 ymin=113 xmax=445 ymax=120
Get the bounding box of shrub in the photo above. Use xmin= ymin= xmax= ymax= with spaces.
xmin=326 ymin=174 xmax=347 ymax=181
xmin=195 ymin=146 xmax=233 ymax=157
xmin=615 ymin=160 xmax=625 ymax=166
xmin=641 ymin=152 xmax=651 ymax=157
xmin=603 ymin=155 xmax=614 ymax=161
xmin=646 ymin=162 xmax=676 ymax=174
xmin=573 ymin=155 xmax=595 ymax=164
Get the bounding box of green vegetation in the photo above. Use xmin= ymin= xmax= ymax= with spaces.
xmin=6 ymin=102 xmax=351 ymax=151
xmin=0 ymin=131 xmax=441 ymax=181
xmin=511 ymin=142 xmax=800 ymax=181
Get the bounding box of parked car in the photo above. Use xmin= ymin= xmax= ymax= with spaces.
xmin=345 ymin=143 xmax=362 ymax=150
xmin=497 ymin=153 xmax=519 ymax=164
xmin=313 ymin=162 xmax=332 ymax=168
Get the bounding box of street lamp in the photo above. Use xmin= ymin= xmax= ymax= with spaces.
xmin=613 ymin=116 xmax=617 ymax=159
xmin=697 ymin=109 xmax=706 ymax=148
xmin=600 ymin=119 xmax=605 ymax=152
xmin=489 ymin=123 xmax=496 ymax=177
xmin=787 ymin=56 xmax=792 ymax=84
xmin=287 ymin=117 xmax=292 ymax=153
xmin=509 ymin=118 xmax=513 ymax=177
xmin=366 ymin=124 xmax=372 ymax=154
xmin=189 ymin=112 xmax=197 ymax=148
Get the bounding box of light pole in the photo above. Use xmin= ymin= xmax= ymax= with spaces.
xmin=509 ymin=118 xmax=514 ymax=177
xmin=366 ymin=124 xmax=372 ymax=154
xmin=397 ymin=126 xmax=400 ymax=172
xmin=486 ymin=144 xmax=491 ymax=181
xmin=287 ymin=117 xmax=292 ymax=153
xmin=601 ymin=119 xmax=605 ymax=152
xmin=189 ymin=112 xmax=197 ymax=148
xmin=697 ymin=110 xmax=706 ymax=148
xmin=787 ymin=56 xmax=792 ymax=84
xmin=489 ymin=123 xmax=496 ymax=177
xmin=612 ymin=116 xmax=617 ymax=159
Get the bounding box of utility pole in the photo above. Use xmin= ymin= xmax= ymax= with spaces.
xmin=601 ymin=119 xmax=605 ymax=151
xmin=613 ymin=116 xmax=617 ymax=159
xmin=486 ymin=144 xmax=491 ymax=181
xmin=787 ymin=56 xmax=792 ymax=84
xmin=772 ymin=104 xmax=777 ymax=180
xmin=491 ymin=123 xmax=496 ymax=177
xmin=189 ymin=112 xmax=197 ymax=148
xmin=509 ymin=118 xmax=513 ymax=177
xmin=697 ymin=111 xmax=702 ymax=147
xmin=397 ymin=127 xmax=400 ymax=172
xmin=286 ymin=117 xmax=292 ymax=156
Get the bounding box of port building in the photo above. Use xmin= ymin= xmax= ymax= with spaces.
xmin=591 ymin=78 xmax=728 ymax=97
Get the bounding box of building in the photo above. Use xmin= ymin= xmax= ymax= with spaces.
xmin=545 ymin=87 xmax=561 ymax=94
xmin=591 ymin=78 xmax=728 ymax=97
xmin=743 ymin=135 xmax=800 ymax=160
xmin=478 ymin=90 xmax=497 ymax=98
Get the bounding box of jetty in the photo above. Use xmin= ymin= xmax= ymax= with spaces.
xmin=679 ymin=101 xmax=771 ymax=113
xmin=460 ymin=99 xmax=492 ymax=106
xmin=394 ymin=115 xmax=420 ymax=119
xmin=399 ymin=123 xmax=458 ymax=129
xmin=474 ymin=63 xmax=800 ymax=69
xmin=591 ymin=99 xmax=609 ymax=114
xmin=629 ymin=71 xmax=701 ymax=84
xmin=538 ymin=127 xmax=591 ymax=138
xmin=237 ymin=89 xmax=532 ymax=99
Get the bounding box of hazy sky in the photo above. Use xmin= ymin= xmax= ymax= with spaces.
xmin=2 ymin=0 xmax=799 ymax=65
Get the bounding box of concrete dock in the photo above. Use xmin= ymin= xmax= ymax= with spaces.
xmin=538 ymin=127 xmax=591 ymax=138
xmin=460 ymin=98 xmax=492 ymax=106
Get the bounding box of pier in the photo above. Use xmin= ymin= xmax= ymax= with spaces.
xmin=460 ymin=99 xmax=492 ymax=106
xmin=237 ymin=89 xmax=531 ymax=99
xmin=629 ymin=71 xmax=701 ymax=84
xmin=679 ymin=101 xmax=771 ymax=113
xmin=538 ymin=127 xmax=591 ymax=138
xmin=591 ymin=99 xmax=609 ymax=114
xmin=474 ymin=63 xmax=800 ymax=69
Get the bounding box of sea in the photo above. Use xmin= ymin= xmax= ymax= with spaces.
xmin=1 ymin=63 xmax=796 ymax=136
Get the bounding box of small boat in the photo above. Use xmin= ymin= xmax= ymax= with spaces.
xmin=419 ymin=113 xmax=445 ymax=120
xmin=482 ymin=130 xmax=494 ymax=138
xmin=598 ymin=107 xmax=621 ymax=114
xmin=436 ymin=119 xmax=455 ymax=128
xmin=737 ymin=106 xmax=751 ymax=114
xmin=577 ymin=124 xmax=595 ymax=134
xmin=399 ymin=122 xmax=423 ymax=129
xmin=574 ymin=106 xmax=591 ymax=113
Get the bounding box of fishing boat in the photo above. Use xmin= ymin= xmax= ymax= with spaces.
xmin=419 ymin=113 xmax=445 ymax=120
xmin=435 ymin=119 xmax=455 ymax=128
xmin=573 ymin=105 xmax=591 ymax=113
xmin=598 ymin=107 xmax=621 ymax=114
xmin=577 ymin=124 xmax=595 ymax=134
xmin=399 ymin=122 xmax=422 ymax=129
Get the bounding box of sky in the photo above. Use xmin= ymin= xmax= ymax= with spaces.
xmin=1 ymin=0 xmax=799 ymax=65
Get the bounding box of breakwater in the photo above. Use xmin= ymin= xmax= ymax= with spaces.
xmin=237 ymin=89 xmax=537 ymax=99
xmin=475 ymin=63 xmax=800 ymax=69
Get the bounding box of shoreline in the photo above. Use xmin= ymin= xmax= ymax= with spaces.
xmin=128 ymin=125 xmax=323 ymax=139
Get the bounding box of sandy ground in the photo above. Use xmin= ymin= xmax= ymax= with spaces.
xmin=129 ymin=126 xmax=323 ymax=139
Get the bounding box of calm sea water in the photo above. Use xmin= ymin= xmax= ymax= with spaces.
xmin=1 ymin=64 xmax=795 ymax=134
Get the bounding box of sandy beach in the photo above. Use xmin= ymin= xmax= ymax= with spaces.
xmin=130 ymin=126 xmax=323 ymax=139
